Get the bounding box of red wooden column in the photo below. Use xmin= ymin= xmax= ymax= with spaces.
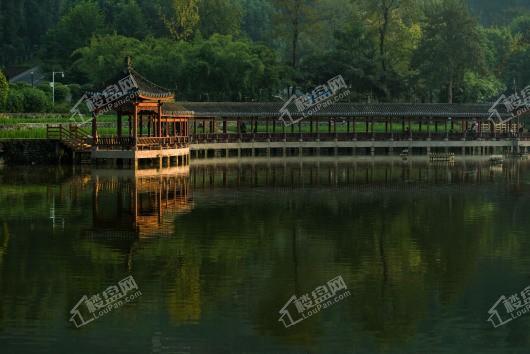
xmin=157 ymin=101 xmax=162 ymax=137
xmin=133 ymin=104 xmax=138 ymax=146
xmin=117 ymin=112 xmax=122 ymax=138
xmin=92 ymin=112 xmax=97 ymax=145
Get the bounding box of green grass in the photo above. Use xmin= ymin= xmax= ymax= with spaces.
xmin=0 ymin=114 xmax=116 ymax=125
xmin=0 ymin=129 xmax=47 ymax=139
xmin=0 ymin=114 xmax=121 ymax=139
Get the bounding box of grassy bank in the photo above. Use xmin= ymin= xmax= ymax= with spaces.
xmin=0 ymin=114 xmax=117 ymax=139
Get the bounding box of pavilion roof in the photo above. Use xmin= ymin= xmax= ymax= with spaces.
xmin=97 ymin=60 xmax=174 ymax=102
xmin=163 ymin=102 xmax=510 ymax=119
xmin=128 ymin=68 xmax=174 ymax=100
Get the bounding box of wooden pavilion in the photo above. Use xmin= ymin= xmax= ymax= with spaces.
xmin=90 ymin=62 xmax=191 ymax=168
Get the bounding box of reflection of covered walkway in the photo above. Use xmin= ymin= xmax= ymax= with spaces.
xmin=188 ymin=159 xmax=524 ymax=191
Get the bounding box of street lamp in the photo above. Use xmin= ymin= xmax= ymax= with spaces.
xmin=51 ymin=71 xmax=64 ymax=106
xmin=446 ymin=117 xmax=452 ymax=140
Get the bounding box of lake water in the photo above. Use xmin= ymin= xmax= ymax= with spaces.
xmin=1 ymin=158 xmax=530 ymax=353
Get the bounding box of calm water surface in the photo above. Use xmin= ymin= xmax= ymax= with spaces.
xmin=1 ymin=159 xmax=530 ymax=353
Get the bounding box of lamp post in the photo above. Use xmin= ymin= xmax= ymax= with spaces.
xmin=51 ymin=71 xmax=64 ymax=106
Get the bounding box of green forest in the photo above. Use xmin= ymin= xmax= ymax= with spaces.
xmin=2 ymin=0 xmax=530 ymax=112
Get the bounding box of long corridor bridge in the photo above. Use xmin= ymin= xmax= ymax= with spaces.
xmin=178 ymin=102 xmax=526 ymax=158
xmin=45 ymin=64 xmax=529 ymax=165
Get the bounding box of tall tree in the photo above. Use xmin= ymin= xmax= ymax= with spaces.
xmin=114 ymin=0 xmax=148 ymax=39
xmin=300 ymin=21 xmax=380 ymax=100
xmin=198 ymin=0 xmax=242 ymax=37
xmin=412 ymin=0 xmax=485 ymax=103
xmin=372 ymin=0 xmax=400 ymax=74
xmin=272 ymin=0 xmax=314 ymax=68
xmin=45 ymin=1 xmax=106 ymax=64
xmin=158 ymin=0 xmax=200 ymax=41
xmin=240 ymin=0 xmax=275 ymax=44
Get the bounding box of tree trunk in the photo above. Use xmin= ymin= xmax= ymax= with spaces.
xmin=291 ymin=1 xmax=301 ymax=68
xmin=379 ymin=9 xmax=389 ymax=74
xmin=448 ymin=78 xmax=453 ymax=104
xmin=292 ymin=26 xmax=298 ymax=68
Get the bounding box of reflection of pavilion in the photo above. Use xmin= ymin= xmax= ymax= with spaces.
xmin=87 ymin=167 xmax=193 ymax=239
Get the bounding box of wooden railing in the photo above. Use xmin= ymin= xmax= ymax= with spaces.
xmin=95 ymin=136 xmax=135 ymax=149
xmin=46 ymin=124 xmax=92 ymax=150
xmin=189 ymin=132 xmax=522 ymax=143
xmin=95 ymin=136 xmax=189 ymax=150
xmin=136 ymin=136 xmax=189 ymax=149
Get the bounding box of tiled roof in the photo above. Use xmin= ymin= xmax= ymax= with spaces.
xmin=129 ymin=68 xmax=174 ymax=99
xmin=163 ymin=102 xmax=509 ymax=119
xmin=90 ymin=63 xmax=174 ymax=104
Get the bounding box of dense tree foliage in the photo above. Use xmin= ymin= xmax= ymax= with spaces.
xmin=1 ymin=0 xmax=530 ymax=110
xmin=412 ymin=0 xmax=485 ymax=103
xmin=0 ymin=72 xmax=8 ymax=110
xmin=73 ymin=34 xmax=285 ymax=100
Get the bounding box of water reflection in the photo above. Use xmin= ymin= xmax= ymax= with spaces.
xmin=1 ymin=160 xmax=530 ymax=353
xmin=89 ymin=167 xmax=193 ymax=239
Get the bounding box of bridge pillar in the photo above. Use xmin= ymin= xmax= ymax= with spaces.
xmin=462 ymin=146 xmax=466 ymax=156
xmin=370 ymin=147 xmax=375 ymax=157
xmin=426 ymin=147 xmax=431 ymax=156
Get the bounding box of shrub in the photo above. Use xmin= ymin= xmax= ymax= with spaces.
xmin=5 ymin=88 xmax=24 ymax=112
xmin=0 ymin=71 xmax=8 ymax=110
xmin=68 ymin=83 xmax=82 ymax=101
xmin=20 ymin=87 xmax=52 ymax=112
xmin=54 ymin=83 xmax=71 ymax=103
